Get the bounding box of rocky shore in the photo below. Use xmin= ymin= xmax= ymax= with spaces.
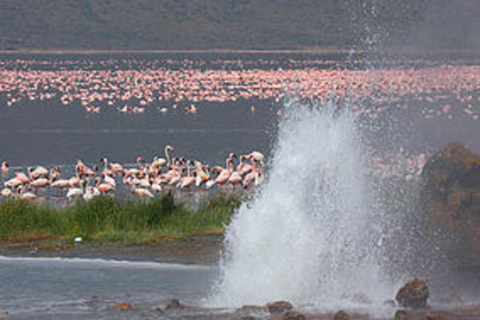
xmin=100 ymin=285 xmax=480 ymax=320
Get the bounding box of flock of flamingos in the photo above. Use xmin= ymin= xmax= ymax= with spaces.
xmin=1 ymin=56 xmax=479 ymax=203
xmin=0 ymin=57 xmax=480 ymax=121
xmin=0 ymin=146 xmax=265 ymax=202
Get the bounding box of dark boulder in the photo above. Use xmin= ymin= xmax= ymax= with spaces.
xmin=396 ymin=278 xmax=429 ymax=309
xmin=420 ymin=143 xmax=480 ymax=265
xmin=165 ymin=299 xmax=186 ymax=310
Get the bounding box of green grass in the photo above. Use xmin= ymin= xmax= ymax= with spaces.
xmin=0 ymin=193 xmax=241 ymax=244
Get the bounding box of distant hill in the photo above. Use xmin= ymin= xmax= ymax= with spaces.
xmin=1 ymin=0 xmax=479 ymax=51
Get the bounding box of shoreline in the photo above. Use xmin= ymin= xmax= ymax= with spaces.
xmin=1 ymin=47 xmax=480 ymax=55
xmin=0 ymin=234 xmax=223 ymax=265
xmin=0 ymin=48 xmax=350 ymax=55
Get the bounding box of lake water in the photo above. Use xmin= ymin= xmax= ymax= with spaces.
xmin=1 ymin=52 xmax=480 ymax=170
xmin=2 ymin=52 xmax=480 ymax=318
xmin=0 ymin=256 xmax=218 ymax=320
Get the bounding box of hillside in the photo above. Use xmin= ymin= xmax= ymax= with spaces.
xmin=1 ymin=0 xmax=479 ymax=51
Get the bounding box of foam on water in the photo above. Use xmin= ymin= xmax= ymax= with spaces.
xmin=0 ymin=256 xmax=212 ymax=270
xmin=209 ymin=98 xmax=395 ymax=311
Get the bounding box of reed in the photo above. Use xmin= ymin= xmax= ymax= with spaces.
xmin=0 ymin=193 xmax=241 ymax=244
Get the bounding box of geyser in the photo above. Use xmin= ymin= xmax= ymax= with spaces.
xmin=209 ymin=98 xmax=395 ymax=310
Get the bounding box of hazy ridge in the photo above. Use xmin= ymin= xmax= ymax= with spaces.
xmin=1 ymin=0 xmax=479 ymax=51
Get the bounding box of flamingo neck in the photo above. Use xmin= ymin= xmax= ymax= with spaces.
xmin=165 ymin=147 xmax=171 ymax=165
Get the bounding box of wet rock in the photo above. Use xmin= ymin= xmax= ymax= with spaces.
xmin=240 ymin=317 xmax=259 ymax=320
xmin=422 ymin=312 xmax=446 ymax=320
xmin=108 ymin=302 xmax=132 ymax=310
xmin=284 ymin=311 xmax=306 ymax=320
xmin=420 ymin=143 xmax=480 ymax=265
xmin=0 ymin=312 xmax=9 ymax=317
xmin=394 ymin=310 xmax=409 ymax=320
xmin=165 ymin=298 xmax=186 ymax=310
xmin=267 ymin=301 xmax=293 ymax=313
xmin=240 ymin=305 xmax=268 ymax=312
xmin=396 ymin=278 xmax=430 ymax=309
xmin=333 ymin=310 xmax=350 ymax=320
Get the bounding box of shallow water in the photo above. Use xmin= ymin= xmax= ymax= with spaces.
xmin=0 ymin=256 xmax=218 ymax=320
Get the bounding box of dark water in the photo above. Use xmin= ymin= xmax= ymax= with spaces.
xmin=0 ymin=99 xmax=275 ymax=167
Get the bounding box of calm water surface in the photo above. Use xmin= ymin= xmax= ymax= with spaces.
xmin=0 ymin=256 xmax=219 ymax=320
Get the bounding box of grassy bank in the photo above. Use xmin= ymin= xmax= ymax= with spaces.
xmin=0 ymin=193 xmax=241 ymax=245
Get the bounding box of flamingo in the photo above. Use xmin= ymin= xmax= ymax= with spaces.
xmin=97 ymin=182 xmax=115 ymax=194
xmin=249 ymin=151 xmax=265 ymax=166
xmin=83 ymin=185 xmax=100 ymax=201
xmin=228 ymin=170 xmax=243 ymax=188
xmin=109 ymin=161 xmax=124 ymax=175
xmin=131 ymin=186 xmax=153 ymax=199
xmin=179 ymin=162 xmax=196 ymax=189
xmin=137 ymin=166 xmax=151 ymax=189
xmin=0 ymin=161 xmax=9 ymax=175
xmin=15 ymin=172 xmax=31 ymax=185
xmin=1 ymin=188 xmax=12 ymax=199
xmin=76 ymin=160 xmax=96 ymax=178
xmin=102 ymin=172 xmax=116 ymax=188
xmin=49 ymin=166 xmax=62 ymax=180
xmin=28 ymin=166 xmax=49 ymax=179
xmin=100 ymin=158 xmax=114 ymax=176
xmin=51 ymin=178 xmax=71 ymax=196
xmin=30 ymin=177 xmax=50 ymax=195
xmin=4 ymin=177 xmax=23 ymax=189
xmin=124 ymin=157 xmax=145 ymax=177
xmin=151 ymin=182 xmax=162 ymax=194
xmin=213 ymin=158 xmax=233 ymax=186
xmin=152 ymin=145 xmax=174 ymax=170
xmin=168 ymin=169 xmax=183 ymax=187
xmin=195 ymin=163 xmax=210 ymax=187
xmin=66 ymin=179 xmax=86 ymax=201
xmin=18 ymin=187 xmax=37 ymax=201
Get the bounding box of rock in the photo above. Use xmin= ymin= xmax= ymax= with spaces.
xmin=0 ymin=312 xmax=9 ymax=317
xmin=333 ymin=310 xmax=350 ymax=320
xmin=283 ymin=311 xmax=306 ymax=320
xmin=240 ymin=305 xmax=268 ymax=312
xmin=396 ymin=278 xmax=430 ymax=309
xmin=165 ymin=298 xmax=186 ymax=310
xmin=422 ymin=312 xmax=446 ymax=320
xmin=240 ymin=317 xmax=259 ymax=320
xmin=267 ymin=301 xmax=293 ymax=313
xmin=394 ymin=310 xmax=409 ymax=320
xmin=108 ymin=302 xmax=132 ymax=310
xmin=420 ymin=143 xmax=480 ymax=265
